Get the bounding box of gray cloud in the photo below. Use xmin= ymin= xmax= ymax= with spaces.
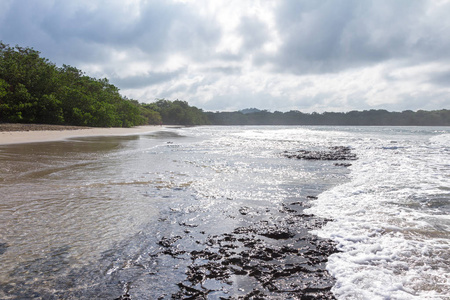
xmin=201 ymin=91 xmax=282 ymax=112
xmin=0 ymin=0 xmax=222 ymax=66
xmin=1 ymin=0 xmax=449 ymax=112
xmin=428 ymin=71 xmax=450 ymax=87
xmin=238 ymin=16 xmax=270 ymax=52
xmin=110 ymin=68 xmax=186 ymax=90
xmin=264 ymin=0 xmax=450 ymax=74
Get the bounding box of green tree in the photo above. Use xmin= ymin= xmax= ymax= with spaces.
xmin=147 ymin=99 xmax=210 ymax=125
xmin=0 ymin=42 xmax=151 ymax=127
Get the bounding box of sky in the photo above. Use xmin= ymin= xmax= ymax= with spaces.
xmin=1 ymin=0 xmax=450 ymax=112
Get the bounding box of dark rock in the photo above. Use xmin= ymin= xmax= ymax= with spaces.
xmin=114 ymin=293 xmax=131 ymax=300
xmin=334 ymin=163 xmax=352 ymax=167
xmin=140 ymin=182 xmax=340 ymax=299
xmin=158 ymin=236 xmax=182 ymax=248
xmin=113 ymin=282 xmax=132 ymax=300
xmin=172 ymin=282 xmax=209 ymax=299
xmin=0 ymin=242 xmax=8 ymax=255
xmin=259 ymin=229 xmax=295 ymax=240
xmin=282 ymin=146 xmax=357 ymax=161
xmin=166 ymin=207 xmax=338 ymax=298
xmin=179 ymin=222 xmax=199 ymax=228
xmin=239 ymin=207 xmax=250 ymax=215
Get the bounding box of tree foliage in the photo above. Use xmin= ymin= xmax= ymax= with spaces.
xmin=144 ymin=99 xmax=210 ymax=125
xmin=0 ymin=42 xmax=214 ymax=127
xmin=0 ymin=42 xmax=150 ymax=127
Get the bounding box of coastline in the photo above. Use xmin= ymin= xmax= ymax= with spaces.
xmin=0 ymin=125 xmax=349 ymax=299
xmin=0 ymin=124 xmax=168 ymax=145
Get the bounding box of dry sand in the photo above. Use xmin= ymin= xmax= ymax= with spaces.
xmin=0 ymin=124 xmax=166 ymax=145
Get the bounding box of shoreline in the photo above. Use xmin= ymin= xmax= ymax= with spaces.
xmin=0 ymin=124 xmax=169 ymax=145
xmin=0 ymin=126 xmax=352 ymax=299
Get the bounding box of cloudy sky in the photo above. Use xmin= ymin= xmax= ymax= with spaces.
xmin=1 ymin=0 xmax=450 ymax=112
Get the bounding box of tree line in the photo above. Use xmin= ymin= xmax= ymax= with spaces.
xmin=0 ymin=42 xmax=207 ymax=127
xmin=206 ymin=109 xmax=450 ymax=126
xmin=1 ymin=42 xmax=448 ymax=127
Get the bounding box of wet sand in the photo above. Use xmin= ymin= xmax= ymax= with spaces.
xmin=0 ymin=124 xmax=166 ymax=145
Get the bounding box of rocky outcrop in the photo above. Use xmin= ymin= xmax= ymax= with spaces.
xmin=153 ymin=197 xmax=339 ymax=299
xmin=283 ymin=146 xmax=357 ymax=161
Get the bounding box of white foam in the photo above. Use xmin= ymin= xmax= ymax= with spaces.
xmin=306 ymin=128 xmax=450 ymax=299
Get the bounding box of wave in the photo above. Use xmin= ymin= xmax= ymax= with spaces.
xmin=306 ymin=129 xmax=450 ymax=299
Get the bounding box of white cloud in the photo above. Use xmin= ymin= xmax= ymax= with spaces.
xmin=1 ymin=0 xmax=449 ymax=112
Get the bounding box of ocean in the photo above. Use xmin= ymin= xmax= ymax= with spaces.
xmin=0 ymin=126 xmax=448 ymax=299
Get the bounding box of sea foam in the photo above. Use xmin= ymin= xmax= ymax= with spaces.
xmin=306 ymin=129 xmax=450 ymax=299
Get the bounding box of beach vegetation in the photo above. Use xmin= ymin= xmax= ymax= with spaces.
xmin=0 ymin=42 xmax=150 ymax=127
xmin=144 ymin=99 xmax=210 ymax=125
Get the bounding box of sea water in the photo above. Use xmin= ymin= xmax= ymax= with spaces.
xmin=301 ymin=126 xmax=450 ymax=299
xmin=186 ymin=126 xmax=450 ymax=299
xmin=0 ymin=126 xmax=448 ymax=299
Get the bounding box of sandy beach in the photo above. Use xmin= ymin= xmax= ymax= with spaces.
xmin=0 ymin=124 xmax=166 ymax=145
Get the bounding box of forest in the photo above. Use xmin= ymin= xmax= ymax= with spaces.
xmin=207 ymin=108 xmax=450 ymax=126
xmin=1 ymin=42 xmax=448 ymax=127
xmin=0 ymin=42 xmax=207 ymax=127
